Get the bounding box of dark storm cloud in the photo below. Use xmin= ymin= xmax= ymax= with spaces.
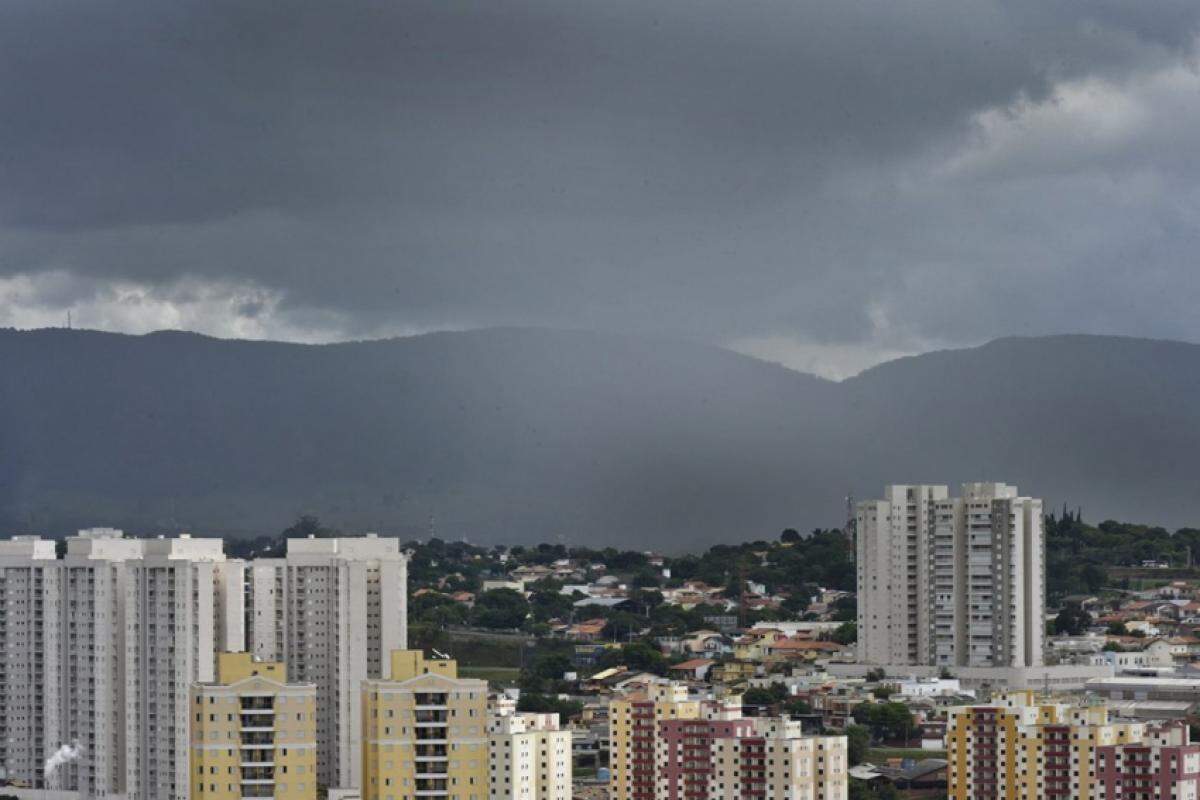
xmin=2 ymin=0 xmax=1199 ymax=372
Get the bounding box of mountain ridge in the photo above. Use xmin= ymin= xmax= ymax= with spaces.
xmin=0 ymin=327 xmax=1196 ymax=548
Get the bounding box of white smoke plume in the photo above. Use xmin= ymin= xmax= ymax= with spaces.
xmin=44 ymin=742 xmax=83 ymax=777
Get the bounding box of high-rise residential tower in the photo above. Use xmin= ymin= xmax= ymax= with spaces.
xmin=246 ymin=535 xmax=408 ymax=789
xmin=0 ymin=536 xmax=64 ymax=791
xmin=60 ymin=528 xmax=147 ymax=796
xmin=124 ymin=534 xmax=239 ymax=800
xmin=0 ymin=529 xmax=243 ymax=799
xmin=856 ymin=482 xmax=1045 ymax=668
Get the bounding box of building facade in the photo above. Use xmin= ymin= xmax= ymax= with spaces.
xmin=1095 ymin=722 xmax=1200 ymax=800
xmin=1 ymin=529 xmax=238 ymax=799
xmin=609 ymin=683 xmax=706 ymax=800
xmin=709 ymin=719 xmax=847 ymax=800
xmin=0 ymin=536 xmax=64 ymax=791
xmin=656 ymin=718 xmax=754 ymax=800
xmin=488 ymin=712 xmax=571 ymax=800
xmin=361 ymin=650 xmax=489 ymax=800
xmin=946 ymin=692 xmax=1143 ymax=800
xmin=190 ymin=652 xmax=318 ymax=800
xmin=59 ymin=529 xmax=147 ymax=796
xmin=612 ymin=684 xmax=845 ymax=800
xmin=124 ymin=535 xmax=241 ymax=800
xmin=857 ymin=482 xmax=1045 ymax=667
xmin=247 ymin=535 xmax=408 ymax=788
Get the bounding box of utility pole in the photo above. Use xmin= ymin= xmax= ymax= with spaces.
xmin=738 ymin=561 xmax=749 ymax=630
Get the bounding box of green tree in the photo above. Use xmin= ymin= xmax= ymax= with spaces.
xmin=517 ymin=692 xmax=582 ymax=720
xmin=853 ymin=702 xmax=914 ymax=742
xmin=831 ymin=621 xmax=857 ymax=645
xmin=783 ymin=697 xmax=812 ymax=716
xmin=742 ymin=687 xmax=778 ymax=708
xmin=282 ymin=514 xmax=334 ymax=539
xmin=830 ymin=596 xmax=857 ymax=621
xmin=1053 ymin=604 xmax=1092 ymax=636
xmin=597 ymin=641 xmax=668 ymax=675
xmin=470 ymin=588 xmax=530 ymax=629
xmin=846 ymin=724 xmax=871 ymax=765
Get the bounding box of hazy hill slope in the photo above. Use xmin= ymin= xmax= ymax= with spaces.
xmin=0 ymin=327 xmax=842 ymax=547
xmin=0 ymin=329 xmax=1197 ymax=548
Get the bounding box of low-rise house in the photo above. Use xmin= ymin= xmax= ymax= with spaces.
xmin=510 ymin=564 xmax=554 ymax=583
xmin=749 ymin=620 xmax=843 ymax=637
xmin=682 ymin=630 xmax=734 ymax=656
xmin=567 ymin=618 xmax=609 ymax=641
xmin=573 ymin=596 xmax=631 ymax=612
xmin=669 ymin=658 xmax=716 ymax=681
xmin=890 ymin=677 xmax=964 ymax=698
xmin=875 ymin=758 xmax=949 ymax=792
xmin=763 ymin=637 xmax=847 ymax=663
xmin=482 ymin=578 xmax=527 ymax=594
xmin=734 ymin=631 xmax=774 ymax=661
xmin=656 ymin=635 xmax=685 ymax=655
xmin=584 ymin=666 xmax=631 ymax=692
xmin=710 ymin=660 xmax=759 ymax=685
xmin=1092 ymin=646 xmax=1167 ymax=672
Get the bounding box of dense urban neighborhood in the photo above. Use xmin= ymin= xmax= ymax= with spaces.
xmin=8 ymin=484 xmax=1200 ymax=799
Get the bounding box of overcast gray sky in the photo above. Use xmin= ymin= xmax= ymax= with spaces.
xmin=2 ymin=0 xmax=1199 ymax=378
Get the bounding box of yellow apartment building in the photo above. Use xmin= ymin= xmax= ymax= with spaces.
xmin=361 ymin=650 xmax=489 ymax=800
xmin=946 ymin=691 xmax=1145 ymax=800
xmin=190 ymin=651 xmax=318 ymax=800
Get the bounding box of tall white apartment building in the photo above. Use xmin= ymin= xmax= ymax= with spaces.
xmin=246 ymin=534 xmax=407 ymax=789
xmin=123 ymin=534 xmax=242 ymax=800
xmin=0 ymin=529 xmax=242 ymax=799
xmin=0 ymin=536 xmax=64 ymax=791
xmin=59 ymin=528 xmax=146 ymax=796
xmin=857 ymin=482 xmax=1044 ymax=668
xmin=489 ymin=711 xmax=573 ymax=800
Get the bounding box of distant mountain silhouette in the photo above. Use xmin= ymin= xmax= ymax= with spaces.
xmin=0 ymin=328 xmax=1196 ymax=548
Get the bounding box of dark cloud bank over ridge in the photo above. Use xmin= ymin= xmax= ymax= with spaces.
xmin=3 ymin=1 xmax=1200 ymax=378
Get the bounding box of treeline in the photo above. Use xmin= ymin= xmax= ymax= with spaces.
xmin=1046 ymin=509 xmax=1200 ymax=600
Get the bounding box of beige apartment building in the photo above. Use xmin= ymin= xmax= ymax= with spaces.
xmin=361 ymin=650 xmax=489 ymax=800
xmin=709 ymin=718 xmax=848 ymax=800
xmin=857 ymin=482 xmax=1045 ymax=668
xmin=190 ymin=652 xmax=318 ymax=800
xmin=488 ymin=711 xmax=572 ymax=800
xmin=609 ymin=683 xmax=744 ymax=800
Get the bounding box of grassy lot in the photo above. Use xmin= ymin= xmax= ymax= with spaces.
xmin=458 ymin=665 xmax=522 ymax=685
xmin=865 ymin=747 xmax=946 ymax=763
